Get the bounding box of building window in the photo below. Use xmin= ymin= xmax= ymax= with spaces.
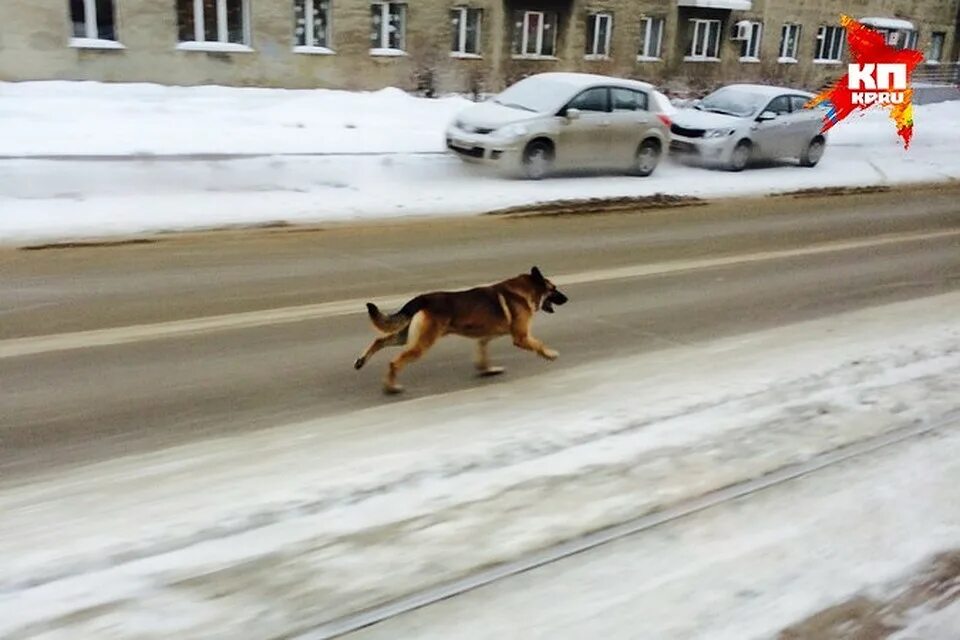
xmin=927 ymin=32 xmax=945 ymax=63
xmin=451 ymin=7 xmax=482 ymax=56
xmin=294 ymin=0 xmax=331 ymax=50
xmin=739 ymin=21 xmax=761 ymax=60
xmin=904 ymin=30 xmax=918 ymax=50
xmin=814 ymin=25 xmax=844 ymax=62
xmin=370 ymin=2 xmax=406 ymax=52
xmin=69 ymin=0 xmax=117 ymax=42
xmin=638 ymin=16 xmax=664 ymax=60
xmin=176 ymin=0 xmax=249 ymax=47
xmin=512 ymin=10 xmax=557 ymax=57
xmin=687 ymin=18 xmax=721 ymax=60
xmin=778 ymin=23 xmax=800 ymax=61
xmin=585 ymin=13 xmax=612 ymax=58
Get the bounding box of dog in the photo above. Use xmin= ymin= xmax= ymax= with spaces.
xmin=354 ymin=266 xmax=569 ymax=394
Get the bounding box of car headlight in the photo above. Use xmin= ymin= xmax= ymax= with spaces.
xmin=494 ymin=124 xmax=528 ymax=139
xmin=704 ymin=128 xmax=735 ymax=139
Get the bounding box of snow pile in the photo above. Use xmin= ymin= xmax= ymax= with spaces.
xmin=0 ymin=82 xmax=470 ymax=156
xmin=1 ymin=293 xmax=958 ymax=639
xmin=0 ymin=82 xmax=959 ymax=244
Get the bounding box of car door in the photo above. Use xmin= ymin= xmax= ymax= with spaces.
xmin=607 ymin=87 xmax=655 ymax=167
xmin=786 ymin=94 xmax=822 ymax=156
xmin=556 ymin=87 xmax=611 ymax=169
xmin=751 ymin=94 xmax=792 ymax=159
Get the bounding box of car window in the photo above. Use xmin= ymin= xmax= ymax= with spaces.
xmin=566 ymin=87 xmax=609 ymax=112
xmin=611 ymin=88 xmax=648 ymax=112
xmin=765 ymin=96 xmax=792 ymax=115
xmin=789 ymin=95 xmax=811 ymax=112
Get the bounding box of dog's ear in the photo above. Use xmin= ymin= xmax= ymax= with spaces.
xmin=531 ymin=266 xmax=545 ymax=284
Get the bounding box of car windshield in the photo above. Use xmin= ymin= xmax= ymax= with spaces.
xmin=696 ymin=88 xmax=769 ymax=117
xmin=491 ymin=77 xmax=571 ymax=114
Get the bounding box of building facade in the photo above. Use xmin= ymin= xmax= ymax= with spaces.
xmin=1 ymin=0 xmax=957 ymax=94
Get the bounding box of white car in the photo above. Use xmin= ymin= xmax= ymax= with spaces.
xmin=446 ymin=72 xmax=673 ymax=179
xmin=669 ymin=84 xmax=828 ymax=171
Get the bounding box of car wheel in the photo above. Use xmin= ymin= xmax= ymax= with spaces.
xmin=522 ymin=140 xmax=554 ymax=180
xmin=728 ymin=140 xmax=752 ymax=172
xmin=800 ymin=137 xmax=825 ymax=167
xmin=633 ymin=138 xmax=661 ymax=177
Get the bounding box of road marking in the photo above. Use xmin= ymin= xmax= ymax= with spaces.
xmin=2 ymin=228 xmax=958 ymax=360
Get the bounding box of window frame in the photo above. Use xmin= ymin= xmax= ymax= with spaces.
xmin=293 ymin=0 xmax=333 ymax=53
xmin=451 ymin=6 xmax=482 ymax=57
xmin=69 ymin=0 xmax=123 ymax=48
xmin=686 ymin=18 xmax=722 ymax=61
xmin=177 ymin=0 xmax=252 ymax=50
xmin=638 ymin=16 xmax=664 ymax=61
xmin=739 ymin=20 xmax=762 ymax=61
xmin=585 ymin=12 xmax=613 ymax=59
xmin=927 ymin=32 xmax=945 ymax=64
xmin=512 ymin=10 xmax=558 ymax=58
xmin=778 ymin=23 xmax=800 ymax=62
xmin=814 ymin=25 xmax=844 ymax=63
xmin=370 ymin=1 xmax=407 ymax=54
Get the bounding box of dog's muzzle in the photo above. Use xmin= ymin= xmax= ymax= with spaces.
xmin=542 ymin=290 xmax=568 ymax=313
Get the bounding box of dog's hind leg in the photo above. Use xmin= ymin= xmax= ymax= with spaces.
xmin=384 ymin=313 xmax=441 ymax=394
xmin=355 ymin=327 xmax=408 ymax=370
xmin=474 ymin=338 xmax=505 ymax=377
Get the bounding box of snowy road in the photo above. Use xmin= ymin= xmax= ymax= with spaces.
xmin=1 ymin=184 xmax=959 ymax=638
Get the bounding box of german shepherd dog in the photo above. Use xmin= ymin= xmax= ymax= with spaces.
xmin=354 ymin=267 xmax=569 ymax=394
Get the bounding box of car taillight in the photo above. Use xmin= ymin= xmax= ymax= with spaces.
xmin=657 ymin=113 xmax=672 ymax=128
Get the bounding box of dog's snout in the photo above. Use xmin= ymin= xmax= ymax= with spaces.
xmin=552 ymin=291 xmax=569 ymax=305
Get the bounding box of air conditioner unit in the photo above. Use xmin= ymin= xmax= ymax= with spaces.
xmin=732 ymin=20 xmax=751 ymax=40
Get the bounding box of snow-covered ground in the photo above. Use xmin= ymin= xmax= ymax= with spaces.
xmin=1 ymin=82 xmax=959 ymax=243
xmin=1 ymin=292 xmax=958 ymax=639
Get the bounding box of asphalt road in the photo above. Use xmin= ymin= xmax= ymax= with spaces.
xmin=2 ymin=183 xmax=959 ymax=481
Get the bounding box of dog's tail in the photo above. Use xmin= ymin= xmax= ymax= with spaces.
xmin=366 ymin=297 xmax=425 ymax=334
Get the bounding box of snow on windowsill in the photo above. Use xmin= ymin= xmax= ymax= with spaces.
xmin=684 ymin=56 xmax=721 ymax=62
xmin=511 ymin=54 xmax=559 ymax=61
xmin=450 ymin=52 xmax=482 ymax=60
xmin=636 ymin=55 xmax=662 ymax=62
xmin=925 ymin=60 xmax=941 ymax=65
xmin=584 ymin=54 xmax=611 ymax=61
xmin=293 ymin=45 xmax=335 ymax=55
xmin=177 ymin=41 xmax=254 ymax=53
xmin=813 ymin=58 xmax=842 ymax=65
xmin=739 ymin=56 xmax=760 ymax=63
xmin=370 ymin=48 xmax=408 ymax=57
xmin=778 ymin=56 xmax=798 ymax=64
xmin=69 ymin=38 xmax=125 ymax=50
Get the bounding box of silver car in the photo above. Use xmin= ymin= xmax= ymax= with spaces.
xmin=446 ymin=72 xmax=672 ymax=179
xmin=669 ymin=84 xmax=828 ymax=171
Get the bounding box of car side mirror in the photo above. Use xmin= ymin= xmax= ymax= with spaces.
xmin=757 ymin=110 xmax=777 ymax=122
xmin=565 ymin=108 xmax=582 ymax=121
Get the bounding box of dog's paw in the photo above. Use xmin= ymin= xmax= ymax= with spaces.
xmin=354 ymin=356 xmax=366 ymax=370
xmin=383 ymin=383 xmax=405 ymax=395
xmin=541 ymin=348 xmax=559 ymax=361
xmin=478 ymin=366 xmax=506 ymax=377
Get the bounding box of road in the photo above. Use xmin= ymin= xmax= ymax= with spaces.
xmin=1 ymin=183 xmax=959 ymax=481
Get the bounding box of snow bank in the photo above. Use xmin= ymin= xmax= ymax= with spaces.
xmin=1 ymin=82 xmax=958 ymax=244
xmin=0 ymin=81 xmax=470 ymax=156
xmin=1 ymin=292 xmax=958 ymax=639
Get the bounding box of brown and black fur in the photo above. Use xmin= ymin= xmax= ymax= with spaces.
xmin=354 ymin=266 xmax=568 ymax=394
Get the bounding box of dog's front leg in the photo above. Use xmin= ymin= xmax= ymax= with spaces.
xmin=512 ymin=333 xmax=558 ymax=361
